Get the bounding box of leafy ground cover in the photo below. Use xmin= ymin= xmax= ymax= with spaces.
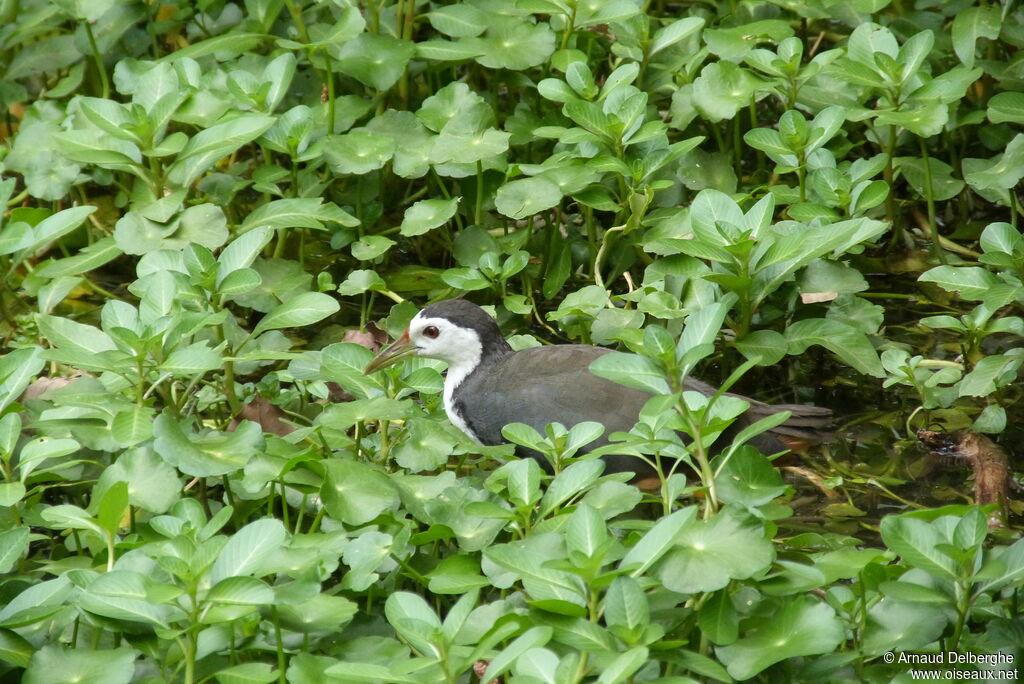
xmin=1 ymin=0 xmax=1024 ymax=681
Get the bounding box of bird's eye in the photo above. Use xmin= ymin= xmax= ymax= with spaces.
xmin=423 ymin=325 xmax=440 ymax=339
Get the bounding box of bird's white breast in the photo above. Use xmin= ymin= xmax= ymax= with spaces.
xmin=442 ymin=369 xmax=483 ymax=444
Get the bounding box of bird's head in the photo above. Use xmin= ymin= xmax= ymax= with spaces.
xmin=364 ymin=299 xmax=508 ymax=374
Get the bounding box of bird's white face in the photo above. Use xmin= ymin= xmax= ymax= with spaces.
xmin=407 ymin=313 xmax=483 ymax=371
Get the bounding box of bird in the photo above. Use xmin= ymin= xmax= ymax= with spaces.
xmin=364 ymin=298 xmax=832 ymax=475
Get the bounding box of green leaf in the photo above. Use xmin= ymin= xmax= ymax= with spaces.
xmin=299 ymin=7 xmax=364 ymax=48
xmin=976 ymin=537 xmax=1024 ymax=593
xmin=861 ymin=596 xmax=947 ymax=656
xmin=698 ymin=590 xmax=738 ymax=645
xmin=511 ymin=648 xmax=561 ymax=683
xmin=918 ymin=265 xmax=1000 ymax=300
xmin=415 ymin=38 xmax=487 ymax=62
xmin=442 ymin=266 xmax=490 ymax=290
xmin=589 ymin=351 xmax=670 ymax=395
xmin=784 ymin=318 xmax=884 ymax=377
xmin=0 ymin=346 xmax=45 ymax=413
xmin=539 ymin=460 xmax=606 ymax=517
xmin=55 ymin=129 xmax=143 ymax=171
xmin=714 ymin=447 xmax=787 ymax=506
xmin=34 ymin=237 xmax=122 ymax=279
xmin=321 ymin=459 xmax=398 ymax=525
xmin=476 ymin=18 xmax=555 ymax=70
xmin=879 ymin=515 xmax=958 ymax=578
xmin=351 ymin=235 xmax=396 ymax=261
xmin=337 ymin=269 xmax=387 ymax=296
xmin=23 ymin=205 xmax=96 ymax=256
xmin=654 ymin=507 xmax=775 ymax=594
xmin=735 ymin=329 xmax=787 ymax=365
xmin=979 ymin=222 xmax=1023 ymax=256
xmin=336 ymin=34 xmax=414 ymax=91
xmin=0 ymin=575 xmax=73 ymax=626
xmin=566 ymin=502 xmax=607 ymax=561
xmin=805 ymin=106 xmax=846 ymax=154
xmin=988 ymin=92 xmax=1024 ymax=125
xmin=218 ymin=268 xmax=262 ymax=296
xmin=40 ymin=504 xmax=105 ymax=538
xmin=603 ymin=576 xmax=648 ymax=633
xmin=964 ymin=133 xmax=1024 ymax=192
xmin=894 ymin=157 xmax=965 ymax=202
xmin=325 ymin=129 xmax=397 ymax=176
xmin=240 ymin=198 xmax=357 ymax=233
xmin=693 ymin=61 xmax=765 ymax=122
xmin=428 ymin=555 xmax=490 ymax=594
xmin=96 ymin=480 xmax=129 ymax=538
xmin=100 ymin=446 xmax=179 ymax=514
xmin=211 ymin=662 xmax=278 ymax=684
xmin=23 ymin=646 xmax=136 ymax=684
xmin=114 ymin=203 xmax=228 ymax=255
xmin=277 ymin=594 xmax=358 ymax=634
xmin=649 ymin=16 xmax=704 ymax=56
xmin=957 ymin=353 xmax=1024 ymax=397
xmin=7 ymin=35 xmax=82 ymax=81
xmin=384 ymin=591 xmax=442 ymax=658
xmin=619 ymin=506 xmax=698 ymax=576
xmin=744 ymin=128 xmax=791 ymax=159
xmin=253 ymin=292 xmax=340 ymax=335
xmin=482 ymin=627 xmax=554 ymax=682
xmin=800 ymin=259 xmax=868 ymax=296
xmin=417 ymin=82 xmax=484 ymax=132
xmin=153 ymin=413 xmax=263 ymax=477
xmin=160 ymin=343 xmax=222 ymax=376
xmin=973 ymin=404 xmax=1006 ymax=434
xmin=704 ymin=19 xmax=792 ymax=61
xmin=433 ymin=115 xmax=510 ymax=165
xmin=400 ymin=197 xmax=460 ymax=236
xmin=534 ymin=614 xmax=616 ymax=652
xmin=0 ymin=627 xmax=34 ymax=668
xmin=0 ymin=525 xmax=28 ymax=572
xmin=565 ymin=62 xmax=597 ymax=99
xmin=157 ymin=32 xmax=266 ymax=61
xmin=676 ymin=301 xmax=729 ymax=373
xmin=429 ymin=4 xmax=488 ymax=37
xmin=319 ymin=342 xmax=384 ymax=400
xmin=323 ymin=662 xmax=420 ymax=683
xmin=18 ymin=437 xmax=81 ymax=482
xmin=393 ymin=418 xmax=459 ymax=472
xmin=210 ymin=519 xmax=286 ymax=583
xmin=0 ymin=413 xmax=19 ymax=460
xmin=167 ymin=114 xmax=276 ymax=187
xmin=715 ymin=596 xmax=844 ymax=679
xmin=207 ymin=577 xmax=274 ymax=610
xmin=79 ymin=571 xmax=169 ymax=627
xmin=596 ymin=647 xmax=648 ymax=684
xmin=216 ymin=225 xmax=274 ymax=287
xmin=952 ymin=6 xmax=1001 ymax=69
xmin=486 ymin=543 xmax=588 ymax=608
xmin=0 ymin=482 xmax=25 ymax=507
xmin=874 ymin=103 xmax=948 ymax=138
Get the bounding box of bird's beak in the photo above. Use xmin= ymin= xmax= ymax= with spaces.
xmin=364 ymin=331 xmax=417 ymax=374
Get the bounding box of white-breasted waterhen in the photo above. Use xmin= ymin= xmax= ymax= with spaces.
xmin=364 ymin=299 xmax=832 ymax=474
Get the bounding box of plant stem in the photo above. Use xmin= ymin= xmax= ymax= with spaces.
xmin=475 ymin=160 xmax=484 ymax=225
xmin=272 ymin=606 xmax=287 ymax=683
xmin=918 ymin=136 xmax=945 ymax=264
xmin=83 ymin=20 xmax=110 ymax=99
xmin=283 ymin=0 xmax=309 ymax=42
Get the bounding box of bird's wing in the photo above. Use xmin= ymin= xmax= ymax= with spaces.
xmin=455 ymin=345 xmax=834 ymax=458
xmin=457 ymin=345 xmax=653 ymax=447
